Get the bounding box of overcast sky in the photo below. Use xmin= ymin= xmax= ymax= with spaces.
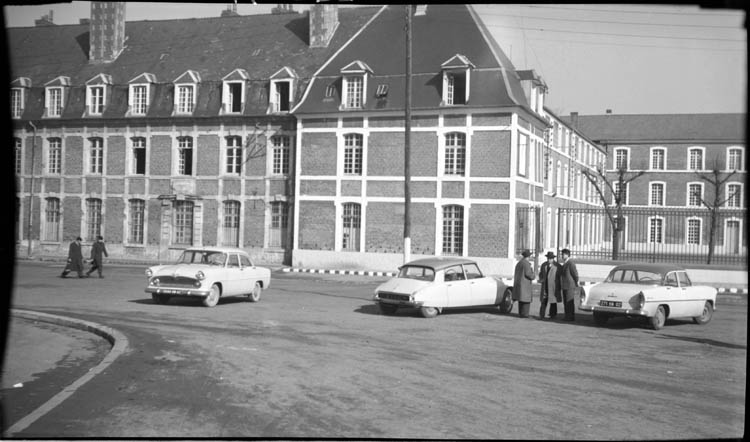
xmin=3 ymin=2 xmax=746 ymax=116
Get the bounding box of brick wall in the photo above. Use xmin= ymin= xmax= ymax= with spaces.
xmin=86 ymin=178 xmax=103 ymax=195
xmin=298 ymin=200 xmax=335 ymax=250
xmin=471 ymin=130 xmax=510 ymax=177
xmin=65 ymin=136 xmax=83 ymax=175
xmin=147 ymin=199 xmax=161 ymax=245
xmin=301 ymin=133 xmax=336 ymax=175
xmin=129 ymin=178 xmax=145 ymax=195
xmin=197 ymin=134 xmax=220 ymax=176
xmin=469 ymin=182 xmax=509 ymax=199
xmin=222 ymin=178 xmax=241 ymax=196
xmin=469 ymin=203 xmax=509 ymax=258
xmin=367 ymin=132 xmax=402 ymax=176
xmin=442 ymin=182 xmax=464 ymax=198
xmin=150 ymin=135 xmax=172 ymax=176
xmin=63 ymin=196 xmax=81 ymax=241
xmin=341 ymin=180 xmax=361 ymax=196
xmin=202 ymin=199 xmax=219 ymax=246
xmin=367 ymin=181 xmax=403 ymax=198
xmin=244 ymin=200 xmax=265 ymax=247
xmin=108 ymin=179 xmax=124 ymax=195
xmin=107 ymin=135 xmax=126 ymax=175
xmin=411 ymin=132 xmax=438 ymax=177
xmin=300 ymin=180 xmax=336 ymax=196
xmin=45 ymin=178 xmax=60 ymax=193
xmin=365 ymin=202 xmax=403 ymax=252
xmin=409 ymin=203 xmax=436 ymax=255
xmin=473 ymin=113 xmax=511 ymax=127
xmin=105 ymin=198 xmax=124 ymax=242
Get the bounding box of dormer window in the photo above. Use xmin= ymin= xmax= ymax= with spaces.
xmin=10 ymin=77 xmax=31 ymax=119
xmin=44 ymin=76 xmax=71 ymax=118
xmin=269 ymin=67 xmax=297 ymax=114
xmin=340 ymin=61 xmax=372 ymax=110
xmin=441 ymin=54 xmax=474 ymax=106
xmin=222 ymin=69 xmax=249 ymax=114
xmin=85 ymin=74 xmax=112 ymax=116
xmin=173 ymin=70 xmax=201 ymax=115
xmin=128 ymin=73 xmax=156 ymax=116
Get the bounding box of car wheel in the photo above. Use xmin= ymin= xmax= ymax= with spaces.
xmin=203 ymin=284 xmax=221 ymax=307
xmin=692 ymin=301 xmax=713 ymax=325
xmin=649 ymin=305 xmax=666 ymax=330
xmin=151 ymin=293 xmax=170 ymax=305
xmin=420 ymin=306 xmax=439 ymax=318
xmin=248 ymin=282 xmax=262 ymax=303
xmin=592 ymin=311 xmax=609 ymax=326
xmin=497 ymin=288 xmax=514 ymax=314
xmin=378 ymin=303 xmax=398 ymax=315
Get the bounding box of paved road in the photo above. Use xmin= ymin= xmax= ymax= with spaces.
xmin=3 ymin=261 xmax=746 ymax=438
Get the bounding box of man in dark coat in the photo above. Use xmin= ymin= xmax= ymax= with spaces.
xmin=61 ymin=237 xmax=85 ymax=278
xmin=86 ymin=235 xmax=109 ymax=278
xmin=538 ymin=250 xmax=562 ymax=319
xmin=512 ymin=249 xmax=535 ymax=318
xmin=560 ymin=248 xmax=579 ymax=321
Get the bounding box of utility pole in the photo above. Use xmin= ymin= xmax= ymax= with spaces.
xmin=27 ymin=121 xmax=37 ymax=258
xmin=403 ymin=4 xmax=412 ymax=264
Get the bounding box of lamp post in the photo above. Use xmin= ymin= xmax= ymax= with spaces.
xmin=27 ymin=121 xmax=37 ymax=258
xmin=403 ymin=5 xmax=412 ymax=264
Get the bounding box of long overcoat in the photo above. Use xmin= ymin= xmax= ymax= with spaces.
xmin=512 ymin=258 xmax=535 ymax=303
xmin=66 ymin=241 xmax=84 ymax=272
xmin=560 ymin=259 xmax=579 ymax=302
xmin=538 ymin=261 xmax=562 ymax=303
xmin=90 ymin=241 xmax=109 ymax=266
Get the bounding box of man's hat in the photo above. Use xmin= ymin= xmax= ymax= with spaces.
xmin=545 ymin=251 xmax=556 ymax=259
xmin=521 ymin=249 xmax=532 ymax=258
xmin=561 ymin=248 xmax=571 ymax=255
xmin=75 ymin=236 xmax=82 ymax=241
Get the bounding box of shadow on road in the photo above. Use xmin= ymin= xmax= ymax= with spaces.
xmin=128 ymin=297 xmax=251 ymax=307
xmin=655 ymin=333 xmax=746 ymax=350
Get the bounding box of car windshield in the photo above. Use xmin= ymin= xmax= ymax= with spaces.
xmin=177 ymin=251 xmax=227 ymax=266
xmin=398 ymin=265 xmax=435 ymax=282
xmin=606 ymin=269 xmax=662 ymax=284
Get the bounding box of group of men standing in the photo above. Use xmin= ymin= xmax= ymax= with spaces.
xmin=512 ymin=248 xmax=579 ymax=321
xmin=60 ymin=236 xmax=109 ymax=278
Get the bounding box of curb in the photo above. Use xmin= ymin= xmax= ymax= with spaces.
xmin=4 ymin=309 xmax=129 ymax=437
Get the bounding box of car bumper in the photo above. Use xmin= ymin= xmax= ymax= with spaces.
xmin=145 ymin=287 xmax=210 ymax=297
xmin=373 ymin=296 xmax=424 ymax=308
xmin=579 ymin=304 xmax=648 ymax=317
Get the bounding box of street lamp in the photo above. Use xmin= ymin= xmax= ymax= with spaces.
xmin=27 ymin=121 xmax=37 ymax=258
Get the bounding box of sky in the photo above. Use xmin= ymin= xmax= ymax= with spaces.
xmin=3 ymin=2 xmax=746 ymax=116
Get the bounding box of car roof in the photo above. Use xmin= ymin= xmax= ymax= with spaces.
xmin=610 ymin=263 xmax=686 ymax=274
xmin=184 ymin=246 xmax=249 ymax=255
xmin=402 ymin=257 xmax=478 ymax=271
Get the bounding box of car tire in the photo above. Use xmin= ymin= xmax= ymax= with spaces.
xmin=649 ymin=305 xmax=666 ymax=330
xmin=203 ymin=284 xmax=221 ymax=307
xmin=378 ymin=303 xmax=398 ymax=315
xmin=420 ymin=306 xmax=439 ymax=318
xmin=248 ymin=282 xmax=262 ymax=302
xmin=692 ymin=301 xmax=713 ymax=325
xmin=592 ymin=311 xmax=609 ymax=325
xmin=152 ymin=293 xmax=170 ymax=305
xmin=497 ymin=288 xmax=514 ymax=314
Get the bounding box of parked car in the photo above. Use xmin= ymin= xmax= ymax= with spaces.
xmin=579 ymin=263 xmax=717 ymax=330
xmin=145 ymin=247 xmax=271 ymax=307
xmin=373 ymin=257 xmax=514 ymax=318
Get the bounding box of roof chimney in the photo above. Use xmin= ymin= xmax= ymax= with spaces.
xmin=89 ymin=2 xmax=126 ymax=64
xmin=570 ymin=111 xmax=579 ymax=128
xmin=35 ymin=10 xmax=55 ymax=26
xmin=309 ymin=4 xmax=338 ymax=48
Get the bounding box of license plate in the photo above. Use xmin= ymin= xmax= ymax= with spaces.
xmin=599 ymin=300 xmax=622 ymax=307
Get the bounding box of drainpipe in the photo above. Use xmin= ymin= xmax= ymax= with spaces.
xmin=27 ymin=121 xmax=37 ymax=258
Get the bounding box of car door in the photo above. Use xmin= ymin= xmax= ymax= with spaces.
xmin=463 ymin=263 xmax=497 ymax=306
xmin=444 ymin=264 xmax=473 ymax=307
xmin=223 ymin=253 xmax=243 ymax=295
xmin=676 ymin=271 xmax=705 ymax=317
xmin=238 ymin=254 xmax=257 ymax=292
xmin=663 ymin=271 xmax=691 ymax=317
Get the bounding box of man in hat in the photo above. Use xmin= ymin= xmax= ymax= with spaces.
xmin=559 ymin=248 xmax=579 ymax=321
xmin=61 ymin=236 xmax=85 ymax=278
xmin=86 ymin=235 xmax=109 ymax=278
xmin=512 ymin=249 xmax=535 ymax=318
xmin=538 ymin=250 xmax=562 ymax=319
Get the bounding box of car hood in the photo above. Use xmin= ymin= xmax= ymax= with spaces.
xmin=589 ymin=282 xmax=659 ymax=300
xmin=150 ymin=263 xmax=212 ymax=277
xmin=375 ymin=277 xmax=432 ymax=295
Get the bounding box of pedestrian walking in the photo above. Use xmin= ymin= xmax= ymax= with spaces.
xmin=86 ymin=235 xmax=109 ymax=278
xmin=538 ymin=250 xmax=562 ymax=320
xmin=512 ymin=249 xmax=535 ymax=318
xmin=559 ymin=248 xmax=579 ymax=321
xmin=61 ymin=237 xmax=85 ymax=278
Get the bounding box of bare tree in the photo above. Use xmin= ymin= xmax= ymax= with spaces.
xmin=692 ymin=157 xmax=740 ymax=264
xmin=582 ymin=166 xmax=645 ymax=260
xmin=241 ymin=123 xmax=268 ymax=171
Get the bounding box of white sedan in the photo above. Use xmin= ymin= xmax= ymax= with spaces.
xmin=145 ymin=247 xmax=271 ymax=307
xmin=373 ymin=257 xmax=514 ymax=318
xmin=579 ymin=263 xmax=717 ymax=330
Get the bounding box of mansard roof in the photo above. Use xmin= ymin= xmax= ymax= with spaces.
xmin=294 ymin=5 xmax=533 ymax=115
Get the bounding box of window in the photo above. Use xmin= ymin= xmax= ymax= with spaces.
xmin=272 ymin=81 xmax=291 ymax=112
xmin=445 ymin=72 xmax=466 ymax=105
xmin=88 ymin=85 xmax=105 ymax=115
xmin=176 ymin=85 xmax=195 ymax=114
xmin=325 ymin=83 xmax=336 ymax=98
xmin=225 ymin=136 xmax=243 ymax=174
xmin=272 ymin=136 xmax=290 ymax=175
xmin=177 ymin=137 xmax=193 ymax=176
xmin=11 ymin=88 xmax=23 ymax=118
xmin=728 ymin=147 xmax=743 ymax=171
xmin=649 ymin=182 xmax=665 ymax=206
xmin=14 ymin=138 xmax=22 ymax=174
xmin=128 ymin=199 xmax=145 ymax=244
xmin=89 ymin=138 xmax=104 ymax=174
xmin=343 ymin=76 xmax=363 ymax=109
xmin=688 ymin=147 xmax=704 ymax=170
xmin=613 ymin=181 xmax=628 ymax=205
xmin=650 ymin=148 xmax=665 ymax=170
xmin=444 ymin=132 xmax=466 ymax=176
xmin=86 ymin=198 xmax=102 ymax=242
xmin=687 ymin=183 xmax=703 ymax=207
xmin=555 ymin=161 xmax=562 ymax=194
xmin=516 ymin=133 xmax=528 ymax=177
xmin=44 ymin=197 xmax=60 ymax=242
xmin=342 ymin=203 xmax=361 ymax=251
xmin=614 ymin=148 xmax=628 ymax=170
xmin=648 ymin=217 xmax=663 ymax=244
xmin=173 ymin=200 xmax=194 ymax=245
xmin=442 ymin=205 xmax=464 ymax=256
xmin=687 ymin=218 xmax=701 ymax=245
xmin=727 ymin=183 xmax=742 ymax=208
xmin=343 ymin=134 xmax=363 ymax=175
xmin=130 ymin=85 xmax=148 ymax=115
xmin=226 ymin=82 xmax=243 ymax=113
xmin=131 ymin=137 xmax=146 ymax=175
xmin=269 ymin=201 xmax=288 ymax=248
xmin=222 ymin=201 xmax=240 ymax=246
xmin=46 ymin=87 xmax=63 ymax=117
xmin=48 ymin=138 xmax=62 ymax=174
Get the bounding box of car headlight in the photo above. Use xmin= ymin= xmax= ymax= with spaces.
xmin=196 ymin=271 xmax=205 ymax=280
xmin=638 ymin=292 xmax=645 ymax=309
xmin=194 ymin=280 xmax=202 ymax=288
xmin=151 ymin=277 xmax=160 ymax=286
xmin=145 ymin=268 xmax=153 ymax=278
